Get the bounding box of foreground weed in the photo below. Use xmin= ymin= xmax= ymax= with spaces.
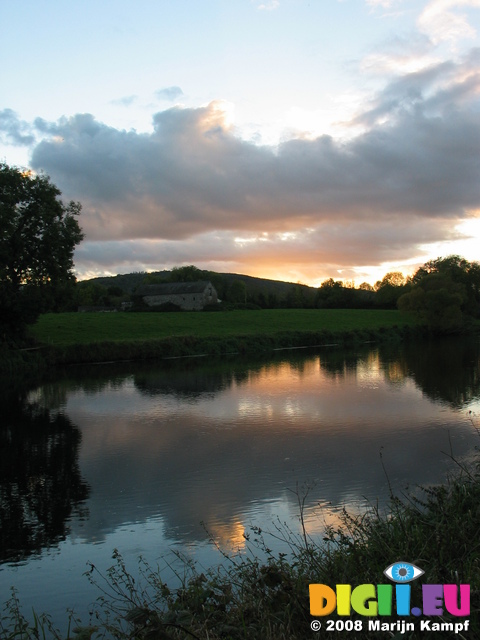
xmin=0 ymin=587 xmax=88 ymax=640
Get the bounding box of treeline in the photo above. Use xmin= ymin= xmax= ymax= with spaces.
xmin=76 ymin=256 xmax=479 ymax=318
xmin=15 ymin=255 xmax=478 ymax=337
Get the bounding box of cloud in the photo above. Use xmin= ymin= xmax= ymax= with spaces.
xmin=253 ymin=0 xmax=280 ymax=10
xmin=75 ymin=216 xmax=458 ymax=279
xmin=418 ymin=0 xmax=480 ymax=45
xmin=27 ymin=51 xmax=480 ymax=280
xmin=355 ymin=48 xmax=480 ymax=125
xmin=360 ymin=34 xmax=437 ymax=76
xmin=111 ymin=95 xmax=139 ymax=107
xmin=0 ymin=109 xmax=36 ymax=147
xmin=365 ymin=0 xmax=400 ymax=8
xmin=155 ymin=86 xmax=184 ymax=102
xmin=361 ymin=2 xmax=480 ymax=85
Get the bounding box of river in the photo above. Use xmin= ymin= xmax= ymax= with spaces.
xmin=1 ymin=336 xmax=479 ymax=631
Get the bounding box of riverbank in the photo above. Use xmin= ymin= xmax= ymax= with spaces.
xmin=19 ymin=309 xmax=422 ymax=366
xmin=2 ymin=444 xmax=479 ymax=639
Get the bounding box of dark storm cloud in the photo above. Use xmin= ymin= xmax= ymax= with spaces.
xmin=29 ymin=51 xmax=480 ymax=274
xmin=0 ymin=109 xmax=36 ymax=146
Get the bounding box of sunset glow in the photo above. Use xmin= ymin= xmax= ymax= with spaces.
xmin=1 ymin=0 xmax=479 ymax=285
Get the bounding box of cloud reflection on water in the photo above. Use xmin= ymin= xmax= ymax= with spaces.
xmin=53 ymin=339 xmax=480 ymax=548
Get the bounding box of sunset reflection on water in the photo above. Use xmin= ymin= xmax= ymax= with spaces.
xmin=2 ymin=338 xmax=480 ymax=631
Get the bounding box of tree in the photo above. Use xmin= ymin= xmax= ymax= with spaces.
xmin=316 ymin=279 xmax=351 ymax=308
xmin=397 ymin=255 xmax=480 ymax=333
xmin=228 ymin=279 xmax=247 ymax=304
xmin=374 ymin=271 xmax=407 ymax=308
xmin=410 ymin=255 xmax=480 ymax=317
xmin=375 ymin=271 xmax=405 ymax=289
xmin=0 ymin=164 xmax=83 ymax=338
xmin=359 ymin=282 xmax=374 ymax=291
xmin=169 ymin=265 xmax=204 ymax=282
xmin=398 ymin=276 xmax=465 ymax=333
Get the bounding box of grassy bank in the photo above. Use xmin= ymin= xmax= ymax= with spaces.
xmin=30 ymin=310 xmax=415 ymax=345
xmin=26 ymin=309 xmax=419 ymax=365
xmin=2 ymin=448 xmax=479 ymax=639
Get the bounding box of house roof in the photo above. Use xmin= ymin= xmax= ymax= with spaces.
xmin=135 ymin=281 xmax=214 ymax=296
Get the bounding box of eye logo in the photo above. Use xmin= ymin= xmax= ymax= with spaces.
xmin=384 ymin=561 xmax=424 ymax=583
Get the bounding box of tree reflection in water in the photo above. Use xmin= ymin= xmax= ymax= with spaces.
xmin=0 ymin=393 xmax=89 ymax=562
xmin=1 ymin=336 xmax=479 ymax=564
xmin=139 ymin=336 xmax=480 ymax=409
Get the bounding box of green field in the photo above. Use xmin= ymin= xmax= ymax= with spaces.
xmin=30 ymin=309 xmax=415 ymax=346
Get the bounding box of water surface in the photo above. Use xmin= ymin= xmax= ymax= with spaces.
xmin=1 ymin=337 xmax=479 ymax=629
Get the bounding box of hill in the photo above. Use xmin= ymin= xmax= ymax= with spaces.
xmin=79 ymin=268 xmax=318 ymax=306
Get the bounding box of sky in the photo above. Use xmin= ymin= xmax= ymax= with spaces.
xmin=1 ymin=0 xmax=480 ymax=286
